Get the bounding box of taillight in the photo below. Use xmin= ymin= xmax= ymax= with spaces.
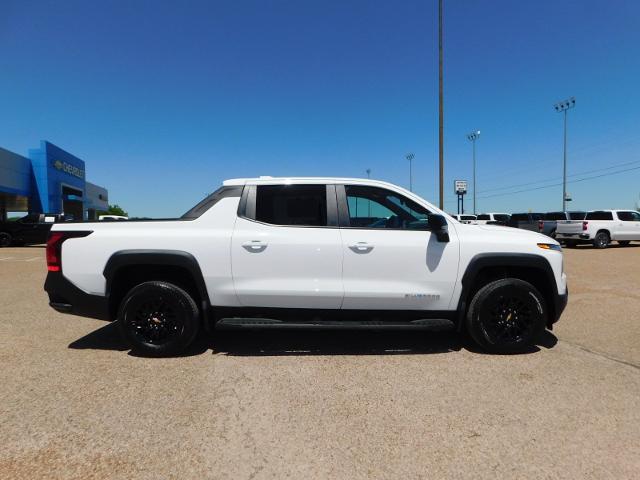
xmin=582 ymin=221 xmax=588 ymax=231
xmin=46 ymin=231 xmax=92 ymax=272
xmin=538 ymin=220 xmax=544 ymax=231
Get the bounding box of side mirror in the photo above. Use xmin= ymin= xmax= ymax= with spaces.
xmin=428 ymin=214 xmax=450 ymax=243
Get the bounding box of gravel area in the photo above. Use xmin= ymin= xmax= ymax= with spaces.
xmin=0 ymin=245 xmax=638 ymax=479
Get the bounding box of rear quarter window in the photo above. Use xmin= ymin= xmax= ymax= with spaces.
xmin=182 ymin=186 xmax=243 ymax=219
xmin=586 ymin=211 xmax=613 ymax=221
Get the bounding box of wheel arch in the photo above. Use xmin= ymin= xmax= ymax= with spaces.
xmin=103 ymin=250 xmax=211 ymax=328
xmin=456 ymin=253 xmax=560 ymax=331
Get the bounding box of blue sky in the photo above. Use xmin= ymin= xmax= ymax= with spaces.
xmin=1 ymin=0 xmax=639 ymax=217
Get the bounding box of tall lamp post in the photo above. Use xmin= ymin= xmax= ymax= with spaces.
xmin=466 ymin=131 xmax=480 ymax=214
xmin=438 ymin=0 xmax=444 ymax=209
xmin=554 ymin=97 xmax=576 ymax=211
xmin=406 ymin=153 xmax=415 ymax=191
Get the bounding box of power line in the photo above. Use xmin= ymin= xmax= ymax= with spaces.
xmin=477 ymin=164 xmax=640 ymax=200
xmin=475 ymin=135 xmax=640 ymax=185
xmin=477 ymin=158 xmax=640 ymax=194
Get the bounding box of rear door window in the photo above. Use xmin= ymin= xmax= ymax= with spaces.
xmin=255 ymin=185 xmax=327 ymax=227
xmin=586 ymin=211 xmax=614 ymax=221
xmin=617 ymin=211 xmax=640 ymax=221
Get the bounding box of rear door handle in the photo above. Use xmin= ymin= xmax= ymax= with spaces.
xmin=349 ymin=242 xmax=374 ymax=253
xmin=242 ymin=240 xmax=268 ymax=252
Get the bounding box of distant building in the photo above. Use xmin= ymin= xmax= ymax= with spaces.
xmin=0 ymin=141 xmax=108 ymax=221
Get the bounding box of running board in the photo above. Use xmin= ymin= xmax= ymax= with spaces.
xmin=216 ymin=317 xmax=455 ymax=331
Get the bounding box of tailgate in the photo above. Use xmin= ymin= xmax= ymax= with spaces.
xmin=556 ymin=220 xmax=583 ymax=234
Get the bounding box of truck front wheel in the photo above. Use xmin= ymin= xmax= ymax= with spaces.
xmin=0 ymin=232 xmax=12 ymax=247
xmin=117 ymin=281 xmax=200 ymax=357
xmin=466 ymin=278 xmax=547 ymax=354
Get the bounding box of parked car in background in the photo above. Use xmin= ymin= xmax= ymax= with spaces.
xmin=507 ymin=212 xmax=545 ymax=233
xmin=98 ymin=215 xmax=129 ymax=221
xmin=539 ymin=211 xmax=586 ymax=239
xmin=476 ymin=213 xmax=511 ymax=226
xmin=555 ymin=210 xmax=640 ymax=248
xmin=451 ymin=214 xmax=477 ymax=224
xmin=0 ymin=213 xmax=68 ymax=247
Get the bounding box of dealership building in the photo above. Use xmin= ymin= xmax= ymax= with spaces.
xmin=0 ymin=141 xmax=108 ymax=221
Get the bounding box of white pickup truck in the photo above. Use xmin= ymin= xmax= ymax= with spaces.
xmin=45 ymin=177 xmax=568 ymax=356
xmin=555 ymin=209 xmax=640 ymax=248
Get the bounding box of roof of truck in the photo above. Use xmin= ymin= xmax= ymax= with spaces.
xmin=223 ymin=176 xmax=400 ymax=187
xmin=222 ymin=176 xmax=448 ymax=216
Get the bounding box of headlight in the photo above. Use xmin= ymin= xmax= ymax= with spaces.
xmin=537 ymin=243 xmax=562 ymax=252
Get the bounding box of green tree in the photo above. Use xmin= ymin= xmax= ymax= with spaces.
xmin=98 ymin=204 xmax=128 ymax=217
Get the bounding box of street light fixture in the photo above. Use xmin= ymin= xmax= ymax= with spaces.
xmin=554 ymin=97 xmax=576 ymax=211
xmin=466 ymin=130 xmax=480 ymax=214
xmin=406 ymin=153 xmax=415 ymax=191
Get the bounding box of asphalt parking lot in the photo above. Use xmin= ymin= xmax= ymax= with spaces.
xmin=0 ymin=245 xmax=638 ymax=479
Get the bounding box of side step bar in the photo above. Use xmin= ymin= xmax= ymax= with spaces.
xmin=216 ymin=317 xmax=455 ymax=331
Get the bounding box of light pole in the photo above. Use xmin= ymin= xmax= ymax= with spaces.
xmin=554 ymin=97 xmax=576 ymax=211
xmin=406 ymin=153 xmax=415 ymax=191
xmin=438 ymin=0 xmax=444 ymax=209
xmin=466 ymin=131 xmax=480 ymax=214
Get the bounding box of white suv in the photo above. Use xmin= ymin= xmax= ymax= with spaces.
xmin=45 ymin=177 xmax=568 ymax=356
xmin=556 ymin=210 xmax=640 ymax=248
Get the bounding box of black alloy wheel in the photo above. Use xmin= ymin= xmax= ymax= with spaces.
xmin=466 ymin=278 xmax=547 ymax=354
xmin=593 ymin=231 xmax=610 ymax=249
xmin=0 ymin=233 xmax=12 ymax=247
xmin=118 ymin=281 xmax=200 ymax=357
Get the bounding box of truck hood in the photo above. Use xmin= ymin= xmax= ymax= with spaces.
xmin=456 ymin=223 xmax=559 ymax=245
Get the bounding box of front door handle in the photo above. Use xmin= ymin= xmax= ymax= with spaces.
xmin=349 ymin=242 xmax=374 ymax=253
xmin=242 ymin=240 xmax=268 ymax=252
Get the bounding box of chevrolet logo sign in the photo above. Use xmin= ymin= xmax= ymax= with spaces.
xmin=53 ymin=160 xmax=85 ymax=179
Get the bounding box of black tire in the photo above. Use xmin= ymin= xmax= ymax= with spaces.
xmin=0 ymin=232 xmax=12 ymax=247
xmin=117 ymin=281 xmax=200 ymax=357
xmin=549 ymin=229 xmax=557 ymax=239
xmin=466 ymin=278 xmax=547 ymax=354
xmin=593 ymin=231 xmax=610 ymax=249
xmin=618 ymin=241 xmax=631 ymax=246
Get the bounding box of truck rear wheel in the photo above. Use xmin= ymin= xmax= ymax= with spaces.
xmin=0 ymin=232 xmax=12 ymax=247
xmin=117 ymin=281 xmax=200 ymax=357
xmin=593 ymin=231 xmax=610 ymax=249
xmin=466 ymin=278 xmax=547 ymax=354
